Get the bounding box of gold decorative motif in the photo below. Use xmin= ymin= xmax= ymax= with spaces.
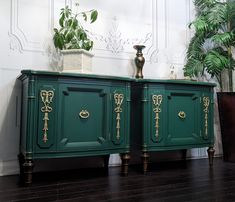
xmin=79 ymin=110 xmax=90 ymax=119
xmin=40 ymin=90 xmax=54 ymax=143
xmin=114 ymin=93 xmax=124 ymax=140
xmin=152 ymin=95 xmax=163 ymax=139
xmin=203 ymin=96 xmax=210 ymax=136
xmin=178 ymin=111 xmax=186 ymax=119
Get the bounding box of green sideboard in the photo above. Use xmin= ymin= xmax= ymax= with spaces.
xmin=18 ymin=70 xmax=131 ymax=184
xmin=131 ymin=79 xmax=216 ymax=173
xmin=18 ymin=70 xmax=216 ymax=184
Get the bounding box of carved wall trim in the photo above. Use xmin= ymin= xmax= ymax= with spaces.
xmin=8 ymin=0 xmax=191 ymax=63
xmin=90 ymin=0 xmax=158 ymax=62
xmin=164 ymin=0 xmax=192 ymax=65
xmin=9 ymin=0 xmax=53 ymax=52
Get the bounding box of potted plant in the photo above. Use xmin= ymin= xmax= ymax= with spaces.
xmin=53 ymin=3 xmax=98 ymax=73
xmin=183 ymin=0 xmax=235 ymax=162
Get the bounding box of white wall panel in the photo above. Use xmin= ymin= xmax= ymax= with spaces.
xmin=9 ymin=0 xmax=53 ymax=52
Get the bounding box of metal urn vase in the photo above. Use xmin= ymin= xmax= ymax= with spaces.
xmin=133 ymin=45 xmax=145 ymax=79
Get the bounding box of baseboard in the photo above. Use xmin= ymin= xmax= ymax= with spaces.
xmin=0 ymin=159 xmax=19 ymax=176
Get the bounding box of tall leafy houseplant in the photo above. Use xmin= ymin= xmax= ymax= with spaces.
xmin=184 ymin=0 xmax=235 ymax=163
xmin=183 ymin=0 xmax=235 ymax=92
xmin=53 ymin=3 xmax=98 ymax=51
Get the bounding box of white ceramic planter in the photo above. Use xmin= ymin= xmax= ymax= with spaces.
xmin=61 ymin=49 xmax=94 ymax=73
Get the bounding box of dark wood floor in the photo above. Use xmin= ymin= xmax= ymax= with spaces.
xmin=1 ymin=158 xmax=235 ymax=202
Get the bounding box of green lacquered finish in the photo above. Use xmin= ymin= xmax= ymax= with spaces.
xmin=131 ymin=80 xmax=215 ymax=153
xmin=18 ymin=70 xmax=131 ymax=183
xmin=18 ymin=69 xmax=216 ymax=181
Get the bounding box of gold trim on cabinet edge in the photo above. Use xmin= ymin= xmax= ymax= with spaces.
xmin=203 ymin=96 xmax=210 ymax=137
xmin=40 ymin=90 xmax=54 ymax=143
xmin=114 ymin=93 xmax=124 ymax=140
xmin=152 ymin=95 xmax=163 ymax=140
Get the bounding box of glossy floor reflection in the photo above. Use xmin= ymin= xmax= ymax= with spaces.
xmin=0 ymin=158 xmax=235 ymax=202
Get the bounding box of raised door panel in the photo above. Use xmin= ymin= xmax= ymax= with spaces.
xmin=58 ymin=84 xmax=110 ymax=151
xmin=35 ymin=83 xmax=57 ymax=152
xmin=166 ymin=90 xmax=201 ymax=146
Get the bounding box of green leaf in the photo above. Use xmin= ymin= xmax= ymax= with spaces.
xmin=211 ymin=32 xmax=235 ymax=47
xmin=191 ymin=16 xmax=209 ymax=33
xmin=68 ymin=19 xmax=73 ymax=27
xmin=205 ymin=50 xmax=229 ymax=76
xmin=186 ymin=34 xmax=205 ymax=60
xmin=82 ymin=12 xmax=87 ymax=21
xmin=65 ymin=31 xmax=74 ymax=43
xmin=53 ymin=28 xmax=59 ymax=33
xmin=64 ymin=5 xmax=71 ymax=18
xmin=184 ymin=58 xmax=204 ymax=78
xmin=72 ymin=18 xmax=78 ymax=29
xmin=207 ymin=3 xmax=227 ymax=28
xmin=53 ymin=32 xmax=64 ymax=50
xmin=90 ymin=10 xmax=98 ymax=23
xmin=59 ymin=13 xmax=65 ymax=27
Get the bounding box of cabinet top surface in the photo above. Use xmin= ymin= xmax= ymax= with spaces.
xmin=19 ymin=70 xmax=216 ymax=87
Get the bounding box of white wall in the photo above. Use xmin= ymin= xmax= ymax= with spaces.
xmin=0 ymin=0 xmax=222 ymax=176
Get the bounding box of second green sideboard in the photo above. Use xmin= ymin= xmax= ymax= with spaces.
xmin=131 ymin=79 xmax=216 ymax=173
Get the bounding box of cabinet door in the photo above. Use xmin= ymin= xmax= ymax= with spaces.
xmin=166 ymin=90 xmax=201 ymax=146
xmin=36 ymin=83 xmax=57 ymax=152
xmin=57 ymin=84 xmax=110 ymax=151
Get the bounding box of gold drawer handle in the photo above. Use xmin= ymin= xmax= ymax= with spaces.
xmin=178 ymin=111 xmax=186 ymax=119
xmin=79 ymin=110 xmax=90 ymax=119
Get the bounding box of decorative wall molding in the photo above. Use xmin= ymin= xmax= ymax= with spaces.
xmin=91 ymin=18 xmax=153 ymax=56
xmin=90 ymin=0 xmax=158 ymax=62
xmin=164 ymin=0 xmax=192 ymax=65
xmin=9 ymin=0 xmax=54 ymax=53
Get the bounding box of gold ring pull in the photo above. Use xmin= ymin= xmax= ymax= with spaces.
xmin=79 ymin=110 xmax=90 ymax=119
xmin=178 ymin=111 xmax=186 ymax=119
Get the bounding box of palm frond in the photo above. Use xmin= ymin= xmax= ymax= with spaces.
xmin=190 ymin=16 xmax=209 ymax=34
xmin=194 ymin=0 xmax=215 ymax=15
xmin=207 ymin=3 xmax=228 ymax=29
xmin=211 ymin=32 xmax=235 ymax=47
xmin=204 ymin=50 xmax=230 ymax=77
xmin=185 ymin=0 xmax=235 ymax=90
xmin=186 ymin=34 xmax=205 ymax=60
xmin=184 ymin=58 xmax=204 ymax=78
xmin=227 ymin=0 xmax=235 ymax=22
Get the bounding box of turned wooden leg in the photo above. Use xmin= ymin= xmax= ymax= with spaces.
xmin=120 ymin=153 xmax=130 ymax=176
xmin=141 ymin=151 xmax=150 ymax=174
xmin=207 ymin=146 xmax=215 ymax=167
xmin=103 ymin=155 xmax=110 ymax=170
xmin=23 ymin=159 xmax=34 ymax=185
